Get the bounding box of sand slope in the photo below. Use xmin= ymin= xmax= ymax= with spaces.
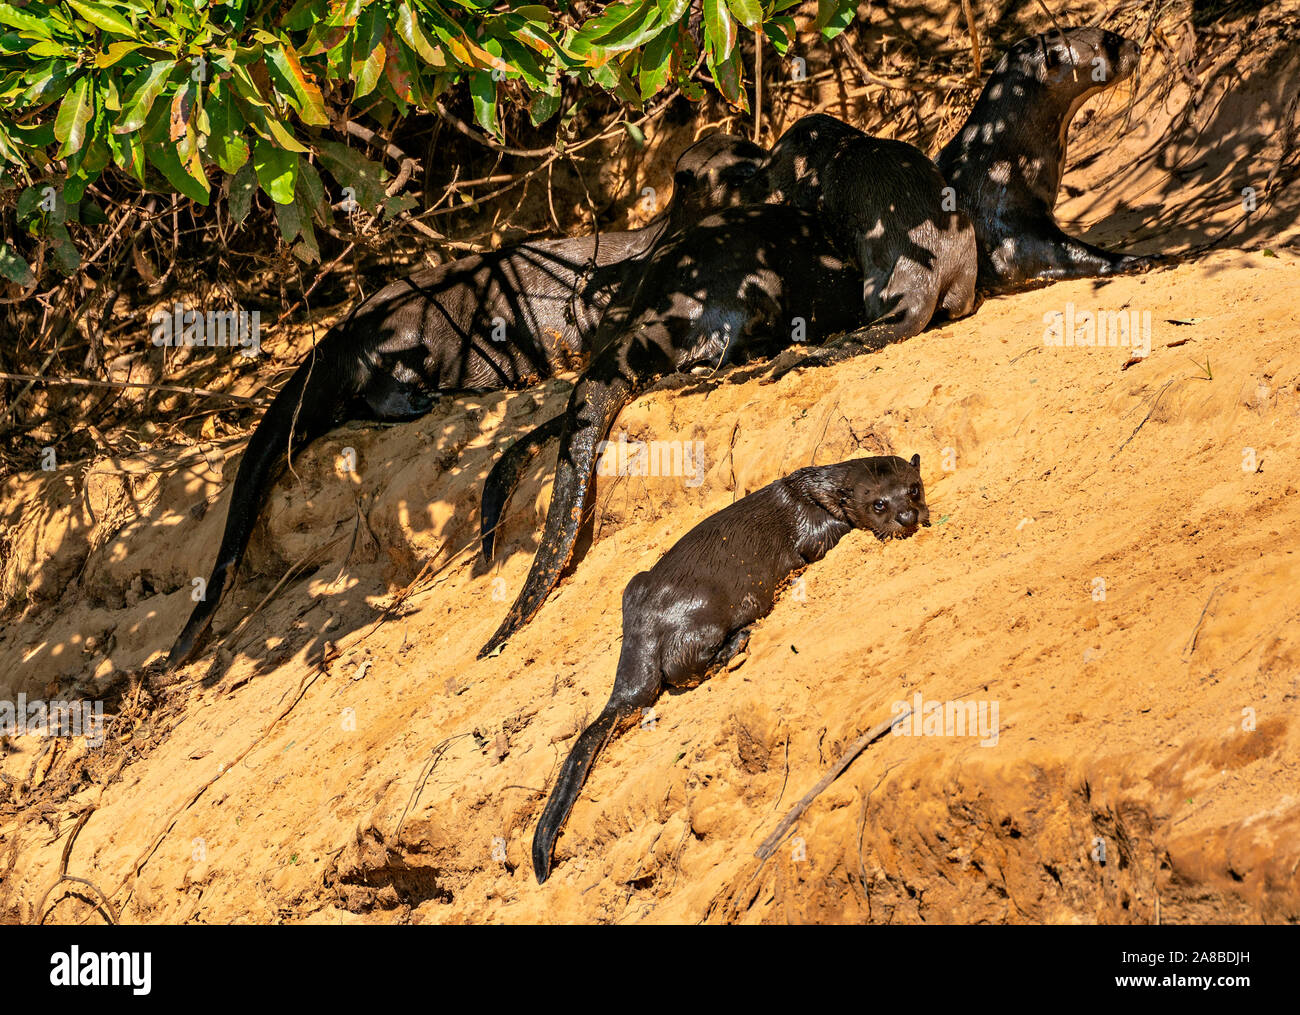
xmin=2 ymin=3 xmax=1298 ymax=924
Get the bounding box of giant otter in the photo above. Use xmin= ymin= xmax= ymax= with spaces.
xmin=165 ymin=133 xmax=767 ymax=668
xmin=750 ymin=113 xmax=977 ymax=339
xmin=936 ymin=27 xmax=1164 ymax=294
xmin=530 ymin=454 xmax=929 ymax=882
xmin=477 ymin=115 xmax=975 ymax=560
xmin=476 ymin=203 xmax=865 ymax=658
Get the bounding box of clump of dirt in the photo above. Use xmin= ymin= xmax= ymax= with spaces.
xmin=2 ymin=1 xmax=1299 ymax=924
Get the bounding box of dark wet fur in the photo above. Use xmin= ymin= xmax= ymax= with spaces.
xmin=937 ymin=28 xmax=1163 ymax=294
xmin=477 ymin=203 xmax=866 ymax=657
xmin=531 ymin=454 xmax=929 ymax=882
xmin=750 ymin=114 xmax=978 ymax=338
xmin=166 ymin=134 xmax=767 ymax=668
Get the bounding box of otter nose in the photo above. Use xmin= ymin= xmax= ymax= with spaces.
xmin=897 ymin=508 xmax=918 ymax=529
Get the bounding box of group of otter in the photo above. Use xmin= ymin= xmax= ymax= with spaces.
xmin=164 ymin=29 xmax=1161 ymax=883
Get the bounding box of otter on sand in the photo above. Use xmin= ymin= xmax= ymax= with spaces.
xmin=530 ymin=453 xmax=929 ymax=883
xmin=476 ymin=116 xmax=976 ymax=555
xmin=475 ymin=203 xmax=865 ymax=658
xmin=476 ymin=116 xmax=975 ymax=562
xmin=165 ymin=133 xmax=767 ymax=669
xmin=937 ymin=27 xmax=1164 ymax=294
xmin=751 ymin=113 xmax=978 ymax=340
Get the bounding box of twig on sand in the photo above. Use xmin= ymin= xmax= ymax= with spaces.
xmin=227 ymin=533 xmax=350 ymax=657
xmin=856 ymin=761 xmax=903 ymax=910
xmin=394 ymin=733 xmax=474 ymax=843
xmin=755 ymin=708 xmax=910 ymax=861
xmin=1184 ymin=582 xmax=1226 ymax=658
xmin=36 ymin=806 xmax=120 ymax=925
xmin=961 ymin=0 xmax=983 ymax=79
xmin=1113 ymin=376 xmax=1178 ymax=456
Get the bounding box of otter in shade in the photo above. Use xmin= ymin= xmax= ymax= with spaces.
xmin=165 ymin=133 xmax=766 ymax=668
xmin=476 ymin=203 xmax=865 ymax=657
xmin=751 ymin=113 xmax=978 ymax=342
xmin=937 ymin=27 xmax=1164 ymax=294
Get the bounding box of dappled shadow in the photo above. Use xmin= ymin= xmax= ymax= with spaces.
xmin=475 ymin=202 xmax=872 ymax=655
xmin=763 ymin=2 xmax=1298 ymax=260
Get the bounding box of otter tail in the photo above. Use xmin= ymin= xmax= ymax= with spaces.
xmin=532 ymin=623 xmax=660 ymax=884
xmin=166 ymin=351 xmax=353 ymax=669
xmin=532 ymin=704 xmax=623 ymax=883
xmin=480 ymin=413 xmax=565 ymax=563
xmin=478 ymin=364 xmax=635 ymax=658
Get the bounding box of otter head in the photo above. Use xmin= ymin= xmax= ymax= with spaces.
xmin=737 ymin=114 xmax=842 ymax=209
xmin=1010 ymin=27 xmax=1140 ymax=105
xmin=846 ymin=453 xmax=931 ymax=540
xmin=669 ymin=133 xmax=767 ymax=220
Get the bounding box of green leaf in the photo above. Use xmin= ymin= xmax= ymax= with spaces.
xmin=228 ymin=161 xmax=257 ymax=224
xmin=0 ymin=5 xmax=51 ymax=34
xmin=48 ymin=223 xmax=80 ymax=275
xmin=354 ymin=37 xmax=385 ymax=98
xmin=396 ymin=2 xmax=446 ymax=67
xmin=66 ymin=0 xmax=137 ymax=36
xmin=12 ymin=121 xmax=55 ymax=148
xmin=815 ymin=0 xmax=854 ymax=39
xmin=274 ymin=192 xmax=303 ymax=241
xmin=109 ymin=128 xmax=146 ymax=183
xmin=702 ymin=0 xmax=736 ymax=63
xmin=62 ymin=168 xmax=89 ymax=203
xmin=584 ymin=2 xmax=665 ymax=56
xmin=708 ymin=44 xmax=747 ymax=110
xmin=115 ymin=60 xmax=175 ymax=134
xmin=30 ymin=38 xmax=75 ymax=58
xmin=637 ymin=25 xmax=674 ymax=100
xmin=266 ymin=44 xmax=329 ymax=125
xmin=95 ymin=39 xmax=145 ymax=68
xmin=16 ymin=185 xmax=50 ymax=223
xmin=654 ymin=0 xmax=692 ymax=22
xmin=316 ymin=140 xmax=386 ymax=211
xmin=382 ymin=191 xmax=417 ymax=220
xmin=725 ymin=0 xmax=762 ymax=30
xmin=763 ymin=16 xmax=796 ymax=55
xmin=253 ymin=138 xmax=298 ymax=204
xmin=204 ymin=83 xmax=249 ymax=174
xmin=54 ymin=76 xmax=94 ymax=156
xmin=147 ymin=141 xmax=210 ymax=204
xmin=572 ymin=0 xmax=649 ymax=52
xmin=78 ymin=200 xmax=108 ymax=225
xmin=0 ymin=242 xmax=34 ymax=286
xmin=528 ymin=89 xmax=561 ymax=125
xmin=495 ymin=34 xmax=549 ymax=90
xmin=296 ymin=158 xmax=328 ymax=225
xmin=468 ymin=70 xmax=498 ymax=138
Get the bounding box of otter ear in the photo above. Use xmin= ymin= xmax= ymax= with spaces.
xmin=910 ymin=453 xmax=921 ymax=468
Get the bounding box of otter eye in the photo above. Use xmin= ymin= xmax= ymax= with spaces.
xmin=909 ymin=485 xmax=920 ymax=499
xmin=873 ymin=499 xmax=887 ymax=513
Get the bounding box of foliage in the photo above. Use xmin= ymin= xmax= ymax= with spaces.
xmin=0 ymin=0 xmax=857 ymax=277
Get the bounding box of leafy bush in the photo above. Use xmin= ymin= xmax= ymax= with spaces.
xmin=0 ymin=0 xmax=855 ymax=279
